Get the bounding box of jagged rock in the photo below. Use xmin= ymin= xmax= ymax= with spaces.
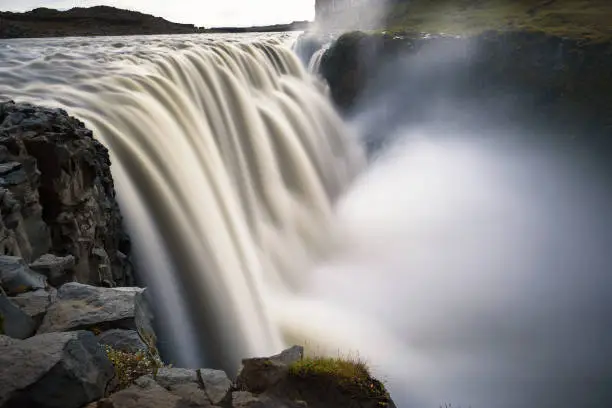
xmin=30 ymin=253 xmax=76 ymax=287
xmin=198 ymin=369 xmax=233 ymax=405
xmin=0 ymin=293 xmax=36 ymax=339
xmin=97 ymin=329 xmax=146 ymax=353
xmin=134 ymin=288 xmax=158 ymax=350
xmin=167 ymin=383 xmax=214 ymax=407
xmin=0 ymin=187 xmax=32 ymax=260
xmin=11 ymin=288 xmax=56 ymax=325
xmin=236 ymin=346 xmax=304 ymax=393
xmin=154 ymin=367 xmax=231 ymax=405
xmin=0 ymin=255 xmax=47 ymax=295
xmin=0 ymin=331 xmax=114 ymax=408
xmin=0 ymin=101 xmax=133 ymax=287
xmin=37 ymin=282 xmax=143 ymax=334
xmin=91 ymin=374 xmax=214 ymax=408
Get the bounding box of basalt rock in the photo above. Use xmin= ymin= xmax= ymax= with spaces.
xmin=0 ymin=101 xmax=133 ymax=287
xmin=0 ymin=294 xmax=37 ymax=339
xmin=0 ymin=331 xmax=114 ymax=408
xmin=0 ymin=255 xmax=47 ymax=295
xmin=97 ymin=329 xmax=146 ymax=354
xmin=37 ymin=282 xmax=143 ymax=334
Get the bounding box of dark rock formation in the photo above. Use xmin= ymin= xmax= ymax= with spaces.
xmin=0 ymin=294 xmax=36 ymax=339
xmin=0 ymin=6 xmax=197 ymax=39
xmin=0 ymin=331 xmax=114 ymax=408
xmin=97 ymin=329 xmax=146 ymax=354
xmin=37 ymin=282 xmax=143 ymax=334
xmin=10 ymin=287 xmax=55 ymax=325
xmin=319 ymin=30 xmax=612 ymax=143
xmin=30 ymin=253 xmax=77 ymax=287
xmin=0 ymin=101 xmax=133 ymax=287
xmin=0 ymin=255 xmax=47 ymax=295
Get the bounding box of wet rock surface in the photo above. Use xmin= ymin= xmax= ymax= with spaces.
xmin=0 ymin=100 xmax=133 ymax=287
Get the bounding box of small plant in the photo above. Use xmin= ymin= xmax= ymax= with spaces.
xmin=104 ymin=346 xmax=164 ymax=390
xmin=288 ymin=355 xmax=390 ymax=402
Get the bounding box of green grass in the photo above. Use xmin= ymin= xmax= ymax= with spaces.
xmin=385 ymin=0 xmax=612 ymax=43
xmin=288 ymin=356 xmax=391 ymax=402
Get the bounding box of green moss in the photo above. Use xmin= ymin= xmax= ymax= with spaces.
xmin=385 ymin=0 xmax=612 ymax=43
xmin=104 ymin=346 xmax=165 ymax=390
xmin=288 ymin=356 xmax=390 ymax=402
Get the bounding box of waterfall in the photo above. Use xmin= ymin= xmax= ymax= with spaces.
xmin=78 ymin=40 xmax=365 ymax=371
xmin=0 ymin=35 xmax=364 ymax=372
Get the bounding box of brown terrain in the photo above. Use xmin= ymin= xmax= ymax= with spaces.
xmin=0 ymin=6 xmax=198 ymax=38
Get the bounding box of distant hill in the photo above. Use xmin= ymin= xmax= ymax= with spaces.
xmin=0 ymin=6 xmax=198 ymax=38
xmin=202 ymin=21 xmax=311 ymax=33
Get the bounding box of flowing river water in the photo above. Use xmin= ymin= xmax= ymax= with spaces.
xmin=1 ymin=33 xmax=611 ymax=408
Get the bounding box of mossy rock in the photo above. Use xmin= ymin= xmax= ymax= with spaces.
xmin=280 ymin=356 xmax=396 ymax=408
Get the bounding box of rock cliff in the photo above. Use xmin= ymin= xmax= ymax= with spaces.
xmin=0 ymin=101 xmax=132 ymax=287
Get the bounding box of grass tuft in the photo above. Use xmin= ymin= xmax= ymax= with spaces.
xmin=288 ymin=355 xmax=390 ymax=402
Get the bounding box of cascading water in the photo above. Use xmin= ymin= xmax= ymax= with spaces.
xmin=0 ymin=33 xmax=364 ymax=372
xmin=2 ymin=32 xmax=612 ymax=408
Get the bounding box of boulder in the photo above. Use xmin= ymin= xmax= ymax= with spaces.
xmin=37 ymin=282 xmax=143 ymax=334
xmin=30 ymin=253 xmax=76 ymax=287
xmin=89 ymin=376 xmax=189 ymax=408
xmin=0 ymin=255 xmax=47 ymax=295
xmin=154 ymin=367 xmax=231 ymax=406
xmin=97 ymin=329 xmax=146 ymax=353
xmin=0 ymin=331 xmax=114 ymax=408
xmin=0 ymin=293 xmax=36 ymax=339
xmin=236 ymin=346 xmax=304 ymax=393
xmin=90 ymin=370 xmax=228 ymax=408
xmin=11 ymin=288 xmax=56 ymax=320
xmin=0 ymin=101 xmax=133 ymax=286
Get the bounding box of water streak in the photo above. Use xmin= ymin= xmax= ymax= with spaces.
xmin=0 ymin=33 xmax=364 ymax=372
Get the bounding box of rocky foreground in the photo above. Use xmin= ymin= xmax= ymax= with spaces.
xmin=0 ymin=101 xmax=396 ymax=408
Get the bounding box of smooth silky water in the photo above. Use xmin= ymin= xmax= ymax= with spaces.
xmin=1 ymin=33 xmax=611 ymax=408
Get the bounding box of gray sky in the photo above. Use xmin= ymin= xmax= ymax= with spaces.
xmin=0 ymin=0 xmax=315 ymax=27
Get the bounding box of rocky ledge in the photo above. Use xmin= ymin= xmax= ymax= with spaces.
xmin=0 ymin=101 xmax=132 ymax=287
xmin=1 ymin=280 xmax=396 ymax=408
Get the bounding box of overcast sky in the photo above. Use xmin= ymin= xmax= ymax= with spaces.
xmin=0 ymin=0 xmax=315 ymax=27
